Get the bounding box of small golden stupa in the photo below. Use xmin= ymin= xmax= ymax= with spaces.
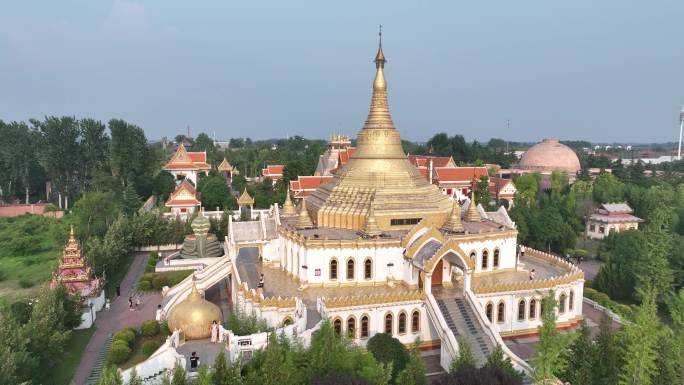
xmin=282 ymin=189 xmax=297 ymax=216
xmin=442 ymin=199 xmax=465 ymax=233
xmin=167 ymin=276 xmax=222 ymax=340
xmin=465 ymin=189 xmax=481 ymax=222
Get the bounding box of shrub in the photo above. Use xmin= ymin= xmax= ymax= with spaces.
xmin=18 ymin=278 xmax=34 ymax=288
xmin=160 ymin=321 xmax=171 ymax=336
xmin=367 ymin=333 xmax=409 ymax=381
xmin=144 ymin=264 xmax=155 ymax=273
xmin=113 ymin=329 xmax=136 ymax=347
xmin=138 ymin=280 xmax=152 ymax=291
xmin=109 ymin=342 xmax=132 ymax=364
xmin=149 ymin=251 xmax=159 ymax=261
xmin=141 ymin=340 xmax=161 ymax=357
xmin=141 ymin=320 xmax=160 ymax=337
xmin=152 ymin=275 xmax=170 ymax=290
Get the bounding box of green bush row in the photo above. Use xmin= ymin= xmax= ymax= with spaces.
xmin=137 ymin=270 xmax=194 ymax=292
xmin=109 ymin=320 xmax=169 ymax=365
xmin=583 ymin=287 xmax=634 ymax=320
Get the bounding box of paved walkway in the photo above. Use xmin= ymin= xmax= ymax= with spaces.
xmin=72 ymin=252 xmax=163 ymax=385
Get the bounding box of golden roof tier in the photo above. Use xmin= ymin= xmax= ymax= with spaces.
xmin=237 ymin=189 xmax=254 ymax=206
xmin=306 ymin=32 xmax=451 ymax=231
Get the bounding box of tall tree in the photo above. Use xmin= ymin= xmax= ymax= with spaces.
xmin=619 ymin=290 xmax=660 ymax=385
xmin=109 ymin=119 xmax=153 ymax=194
xmin=593 ymin=312 xmax=621 ymax=385
xmin=531 ymin=292 xmax=575 ymax=384
xmin=559 ymin=320 xmax=595 ymax=385
xmin=78 ymin=118 xmax=110 ymax=192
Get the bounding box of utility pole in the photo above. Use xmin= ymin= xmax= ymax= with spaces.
xmin=679 ymin=105 xmax=684 ymax=160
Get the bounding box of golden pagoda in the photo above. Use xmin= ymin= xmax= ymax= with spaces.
xmin=282 ymin=189 xmax=297 ymax=216
xmin=167 ymin=276 xmax=222 ymax=340
xmin=441 ymin=199 xmax=465 ymax=233
xmin=295 ymin=198 xmax=314 ymax=229
xmin=50 ymin=224 xmax=103 ymax=296
xmin=237 ymin=188 xmax=254 ymax=207
xmin=360 ymin=198 xmax=382 ymax=237
xmin=306 ymin=31 xmax=451 ymax=231
xmin=465 ymin=189 xmax=481 ymax=222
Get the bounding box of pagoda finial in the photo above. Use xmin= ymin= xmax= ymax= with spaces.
xmin=295 ymin=198 xmax=314 ymax=229
xmin=375 ymin=25 xmax=385 ymax=68
xmin=465 ymin=188 xmax=481 ymax=222
xmin=361 ymin=195 xmax=382 ymax=237
xmin=189 ymin=274 xmax=201 ymax=301
xmin=69 ymin=224 xmax=75 ymax=239
xmin=282 ymin=189 xmax=296 ymax=216
xmin=442 ymin=199 xmax=465 ymax=233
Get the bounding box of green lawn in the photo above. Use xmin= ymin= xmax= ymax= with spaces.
xmin=54 ymin=327 xmax=96 ymax=385
xmin=0 ymin=215 xmax=66 ymax=302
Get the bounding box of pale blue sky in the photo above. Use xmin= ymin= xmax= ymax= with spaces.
xmin=1 ymin=1 xmax=683 ymax=143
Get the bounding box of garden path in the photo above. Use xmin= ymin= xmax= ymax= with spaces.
xmin=72 ymin=252 xmax=163 ymax=385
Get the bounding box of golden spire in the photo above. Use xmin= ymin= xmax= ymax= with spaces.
xmin=69 ymin=224 xmax=75 ymax=239
xmin=360 ymin=197 xmax=382 ymax=237
xmin=465 ymin=188 xmax=481 ymax=222
xmin=282 ymin=189 xmax=296 ymax=216
xmin=295 ymin=198 xmax=314 ymax=229
xmin=363 ymin=25 xmax=393 ymax=131
xmin=237 ymin=188 xmax=254 ymax=206
xmin=442 ymin=199 xmax=465 ymax=233
xmin=189 ymin=275 xmax=201 ymax=301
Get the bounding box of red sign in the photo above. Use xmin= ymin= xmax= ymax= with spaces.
xmin=315 ymin=269 xmax=321 ymax=276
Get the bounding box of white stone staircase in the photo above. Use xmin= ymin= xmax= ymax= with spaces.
xmin=161 ymin=256 xmax=233 ymax=314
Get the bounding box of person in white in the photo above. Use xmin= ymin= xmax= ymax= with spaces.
xmin=155 ymin=304 xmax=165 ymax=323
xmin=210 ymin=320 xmax=219 ymax=343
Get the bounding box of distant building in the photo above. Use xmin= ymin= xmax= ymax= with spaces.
xmin=407 ymin=155 xmax=456 ymax=182
xmin=262 ymin=165 xmax=284 ymax=185
xmin=488 ymin=177 xmax=517 ymax=206
xmin=434 ymin=166 xmax=489 ymax=201
xmin=314 ymin=134 xmax=355 ymax=176
xmin=165 ymin=179 xmax=201 ymax=215
xmin=162 ymin=143 xmax=211 ymax=185
xmin=518 ymin=139 xmax=581 ymax=176
xmin=586 ymin=203 xmax=642 ymax=240
xmin=289 ymin=175 xmax=334 ymax=198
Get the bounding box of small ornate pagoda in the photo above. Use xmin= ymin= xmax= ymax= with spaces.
xmin=51 ymin=225 xmax=103 ymax=298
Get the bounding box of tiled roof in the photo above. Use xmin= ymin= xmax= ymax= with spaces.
xmin=589 ymin=213 xmax=643 ymax=224
xmin=600 ymin=203 xmax=633 ymax=214
xmin=435 ymin=167 xmax=488 ymax=183
xmin=407 ymin=155 xmax=455 ymax=168
xmin=262 ymin=165 xmax=284 ymax=179
xmin=165 ymin=180 xmax=200 ymax=207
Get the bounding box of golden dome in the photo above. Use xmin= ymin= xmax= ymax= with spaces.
xmin=167 ymin=278 xmax=222 ymax=340
xmin=307 ymin=33 xmax=451 ymax=231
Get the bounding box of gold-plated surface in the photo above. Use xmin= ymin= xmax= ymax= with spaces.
xmin=237 ymin=188 xmax=254 ymax=206
xmin=360 ymin=198 xmax=382 ymax=237
xmin=217 ymin=158 xmax=233 ymax=172
xmin=295 ymin=198 xmax=313 ymax=229
xmin=442 ymin=200 xmax=465 ymax=233
xmin=167 ymin=278 xmax=223 ymax=340
xmin=307 ymin=35 xmax=451 ymax=231
xmin=465 ymin=190 xmax=481 ymax=222
xmin=282 ymin=189 xmax=296 ymax=216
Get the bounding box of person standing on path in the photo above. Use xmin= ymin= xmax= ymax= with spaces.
xmin=210 ymin=320 xmax=219 ymax=343
xmin=128 ymin=296 xmax=134 ymax=311
xmin=257 ymin=274 xmax=264 ymax=295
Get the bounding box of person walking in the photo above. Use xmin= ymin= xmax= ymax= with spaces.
xmin=128 ymin=296 xmax=134 ymax=311
xmin=529 ymin=269 xmax=536 ymax=281
xmin=189 ymin=352 xmax=199 ymax=372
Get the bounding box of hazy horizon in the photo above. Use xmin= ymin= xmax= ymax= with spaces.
xmin=1 ymin=1 xmax=683 ymax=143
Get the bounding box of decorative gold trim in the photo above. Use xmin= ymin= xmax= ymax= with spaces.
xmin=471 ymin=271 xmax=584 ymax=294
xmin=323 ymin=291 xmax=425 ymax=309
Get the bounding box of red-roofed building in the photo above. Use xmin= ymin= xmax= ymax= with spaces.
xmin=586 ymin=203 xmax=643 ymax=239
xmin=407 ymin=155 xmax=456 ymax=183
xmin=262 ymin=165 xmax=285 ymax=186
xmin=488 ymin=177 xmax=517 ymax=206
xmin=434 ymin=166 xmax=489 ymax=200
xmin=289 ymin=176 xmax=334 ymax=198
xmin=163 ymin=143 xmax=211 ymax=185
xmin=314 ymin=134 xmax=356 ymax=176
xmin=165 ymin=179 xmax=201 ymax=215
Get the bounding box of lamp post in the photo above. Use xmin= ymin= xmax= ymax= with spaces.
xmin=89 ymin=301 xmax=95 ymax=327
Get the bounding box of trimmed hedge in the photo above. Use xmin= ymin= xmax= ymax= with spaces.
xmin=142 ymin=340 xmax=161 ymax=357
xmin=138 ymin=280 xmax=152 ymax=291
xmin=152 ymin=275 xmax=170 ymax=290
xmin=584 ymin=287 xmax=634 ymax=319
xmin=113 ymin=329 xmax=136 ymax=347
xmin=141 ymin=320 xmax=160 ymax=337
xmin=109 ymin=341 xmax=132 ymax=364
xmin=160 ymin=321 xmax=171 ymax=336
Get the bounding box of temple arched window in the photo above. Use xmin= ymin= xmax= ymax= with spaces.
xmin=518 ymin=299 xmax=526 ymax=321
xmin=385 ymin=313 xmax=393 ymax=335
xmin=364 ymin=258 xmax=372 ymax=280
xmin=347 ymin=258 xmax=355 ymax=280
xmin=282 ymin=317 xmax=294 ymax=326
xmin=333 ymin=318 xmax=342 ymax=335
xmin=361 ymin=315 xmax=370 ymax=338
xmin=398 ymin=312 xmax=407 ymax=334
xmin=559 ymin=293 xmax=567 ymax=314
xmin=330 ymin=258 xmax=338 ymax=280
xmin=485 ymin=302 xmax=493 ymax=322
xmin=411 ymin=310 xmax=420 ymax=333
xmin=347 ymin=316 xmax=356 ymax=338
xmin=569 ymin=290 xmax=575 ymax=311
xmin=481 ymin=250 xmax=489 ymax=270
xmin=497 ymin=301 xmax=506 ymax=323
xmin=493 ymin=248 xmax=500 ymax=268
xmin=529 ymin=299 xmax=537 ymax=320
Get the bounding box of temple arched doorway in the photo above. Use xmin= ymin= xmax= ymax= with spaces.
xmin=431 ymin=260 xmax=443 ymax=287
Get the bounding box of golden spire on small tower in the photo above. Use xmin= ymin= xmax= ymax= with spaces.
xmin=442 ymin=199 xmax=465 ymax=233
xmin=282 ymin=189 xmax=296 ymax=216
xmin=189 ymin=274 xmax=202 ymax=301
xmin=361 ymin=196 xmax=382 ymax=237
xmin=465 ymin=187 xmax=481 ymax=222
xmin=69 ymin=224 xmax=75 ymax=239
xmin=295 ymin=198 xmax=314 ymax=229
